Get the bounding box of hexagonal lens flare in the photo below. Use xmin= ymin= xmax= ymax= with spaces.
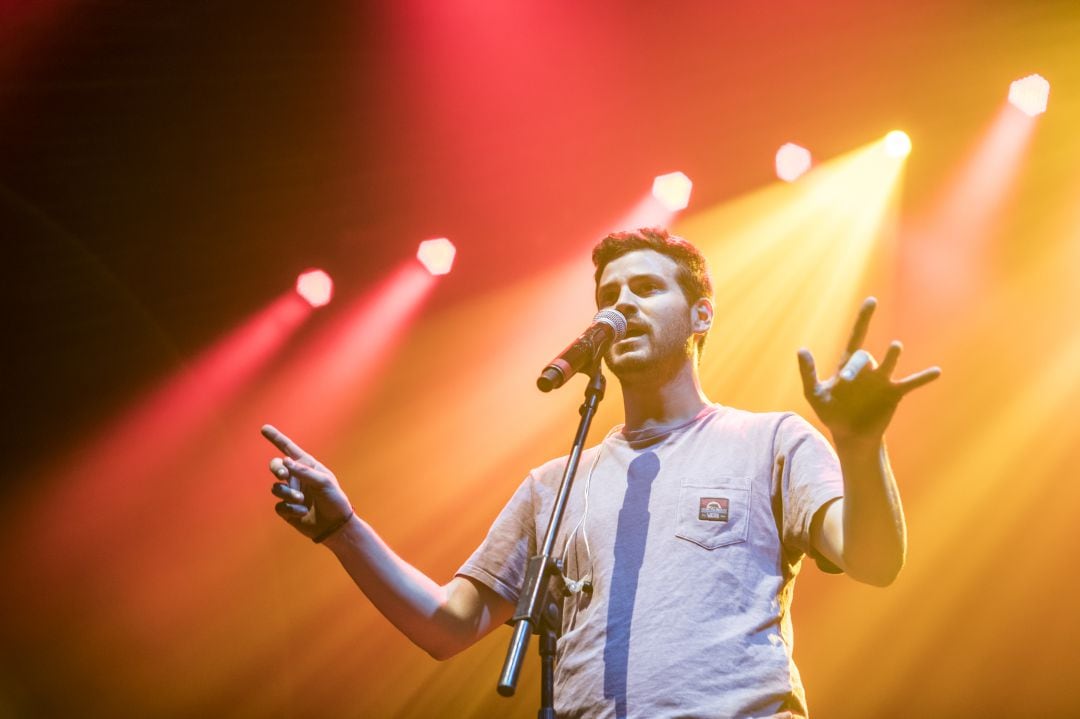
xmin=651 ymin=171 xmax=693 ymax=211
xmin=417 ymin=238 xmax=456 ymax=276
xmin=775 ymin=143 xmax=812 ymax=182
xmin=296 ymin=269 xmax=333 ymax=308
xmin=1008 ymin=73 xmax=1050 ymax=117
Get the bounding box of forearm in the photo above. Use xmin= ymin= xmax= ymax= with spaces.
xmin=321 ymin=516 xmax=481 ymax=659
xmin=835 ymin=437 xmax=907 ymax=586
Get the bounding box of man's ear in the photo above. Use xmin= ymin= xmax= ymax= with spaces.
xmin=691 ymin=297 xmax=713 ymax=334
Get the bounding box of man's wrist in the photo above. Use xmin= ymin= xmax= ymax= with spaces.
xmin=320 ymin=511 xmax=364 ymax=552
xmin=313 ymin=507 xmax=357 ymax=544
xmin=833 ymin=432 xmax=885 ymax=457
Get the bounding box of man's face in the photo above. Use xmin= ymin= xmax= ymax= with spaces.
xmin=596 ymin=249 xmax=697 ymax=381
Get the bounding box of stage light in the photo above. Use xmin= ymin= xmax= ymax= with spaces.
xmin=1008 ymin=73 xmax=1050 ymax=117
xmin=296 ymin=269 xmax=334 ymax=308
xmin=417 ymin=238 xmax=456 ymax=276
xmin=652 ymin=171 xmax=693 ymax=211
xmin=775 ymin=143 xmax=812 ymax=182
xmin=884 ymin=131 xmax=912 ymax=158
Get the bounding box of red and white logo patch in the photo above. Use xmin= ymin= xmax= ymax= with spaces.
xmin=698 ymin=497 xmax=729 ymax=522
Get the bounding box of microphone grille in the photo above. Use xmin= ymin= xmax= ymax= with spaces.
xmin=593 ymin=309 xmax=627 ymax=341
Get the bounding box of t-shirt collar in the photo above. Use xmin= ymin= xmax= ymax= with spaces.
xmin=614 ymin=403 xmax=722 ymax=447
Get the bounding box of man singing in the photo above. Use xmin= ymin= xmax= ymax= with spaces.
xmin=264 ymin=228 xmax=940 ymax=718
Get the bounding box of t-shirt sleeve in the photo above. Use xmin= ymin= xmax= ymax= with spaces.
xmin=455 ymin=473 xmax=539 ymax=605
xmin=774 ymin=413 xmax=845 ymax=573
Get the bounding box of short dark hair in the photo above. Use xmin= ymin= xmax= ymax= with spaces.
xmin=591 ymin=227 xmax=713 ymax=353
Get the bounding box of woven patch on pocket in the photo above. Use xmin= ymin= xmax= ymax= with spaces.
xmin=698 ymin=497 xmax=729 ymax=522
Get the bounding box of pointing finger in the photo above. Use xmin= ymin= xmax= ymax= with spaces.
xmin=842 ymin=297 xmax=877 ymax=365
xmin=895 ymin=366 xmax=942 ymax=396
xmin=261 ymin=424 xmax=308 ymax=460
xmin=797 ymin=348 xmax=819 ymax=396
xmin=879 ymin=340 xmax=903 ymax=377
xmin=262 ymin=424 xmax=328 ymax=473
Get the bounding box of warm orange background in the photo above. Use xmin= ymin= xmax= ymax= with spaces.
xmin=2 ymin=2 xmax=1079 ymax=717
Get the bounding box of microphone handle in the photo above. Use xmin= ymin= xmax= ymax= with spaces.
xmin=536 ymin=324 xmax=612 ymax=392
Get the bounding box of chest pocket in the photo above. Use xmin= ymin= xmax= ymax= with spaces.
xmin=674 ymin=479 xmax=751 ymax=550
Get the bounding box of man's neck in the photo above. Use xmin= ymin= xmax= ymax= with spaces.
xmin=619 ymin=360 xmax=710 ymax=434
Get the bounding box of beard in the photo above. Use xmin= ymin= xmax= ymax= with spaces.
xmin=604 ymin=316 xmax=696 ymax=386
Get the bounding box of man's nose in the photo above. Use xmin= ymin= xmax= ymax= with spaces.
xmin=614 ymin=288 xmax=639 ymax=316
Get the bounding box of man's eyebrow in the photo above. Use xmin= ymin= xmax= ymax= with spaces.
xmin=596 ymin=273 xmax=668 ymax=297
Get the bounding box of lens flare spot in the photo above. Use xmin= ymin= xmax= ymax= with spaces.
xmin=296 ymin=269 xmax=334 ymax=308
xmin=417 ymin=238 xmax=457 ymax=276
xmin=884 ymin=130 xmax=912 ymax=158
xmin=1008 ymin=73 xmax=1050 ymax=117
xmin=775 ymin=143 xmax=812 ymax=182
xmin=651 ymin=171 xmax=693 ymax=211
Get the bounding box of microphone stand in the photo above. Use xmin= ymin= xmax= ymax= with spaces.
xmin=497 ymin=360 xmax=607 ymax=717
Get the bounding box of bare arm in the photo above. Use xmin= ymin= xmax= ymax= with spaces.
xmin=809 ymin=440 xmax=905 ymax=587
xmin=263 ymin=424 xmax=513 ymax=659
xmin=798 ymin=298 xmax=940 ymax=586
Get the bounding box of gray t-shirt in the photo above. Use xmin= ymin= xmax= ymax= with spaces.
xmin=457 ymin=404 xmax=844 ymax=719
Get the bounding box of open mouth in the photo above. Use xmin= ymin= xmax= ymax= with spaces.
xmin=622 ymin=326 xmax=647 ymax=340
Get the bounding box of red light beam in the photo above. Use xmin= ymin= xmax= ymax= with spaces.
xmin=902 ymin=102 xmax=1039 ymax=320
xmin=3 ymin=291 xmax=311 ymax=608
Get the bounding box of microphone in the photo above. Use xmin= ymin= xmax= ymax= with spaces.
xmin=536 ymin=309 xmax=627 ymax=392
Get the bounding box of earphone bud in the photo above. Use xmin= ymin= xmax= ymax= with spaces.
xmin=564 ymin=577 xmax=594 ymax=595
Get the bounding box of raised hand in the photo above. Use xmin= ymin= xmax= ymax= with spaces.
xmin=797 ymin=298 xmax=941 ymax=444
xmin=263 ymin=424 xmax=354 ymax=542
